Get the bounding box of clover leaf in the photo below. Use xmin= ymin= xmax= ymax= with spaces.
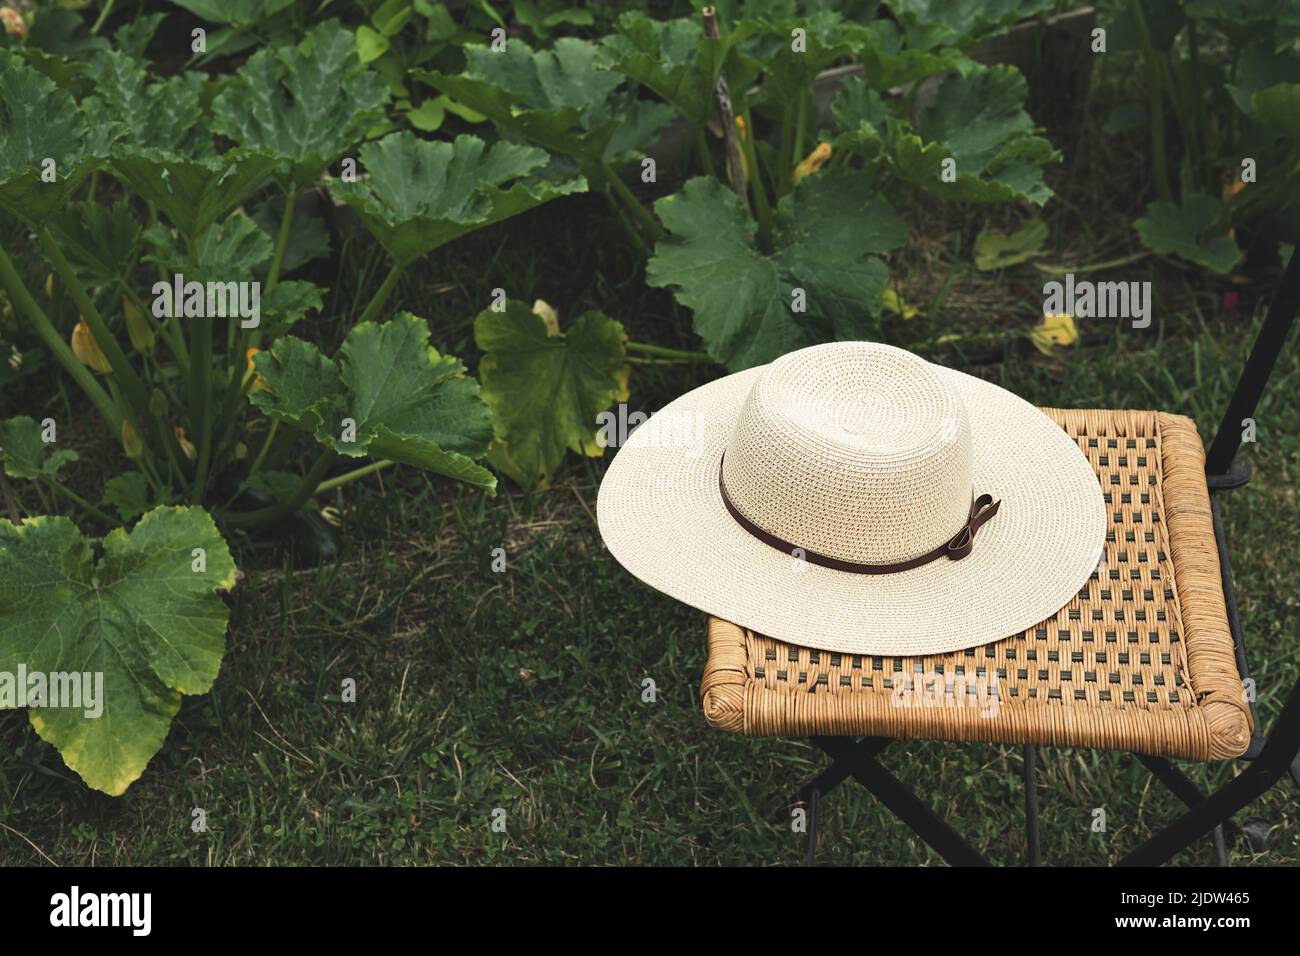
xmin=647 ymin=172 xmax=905 ymax=371
xmin=330 ymin=132 xmax=585 ymax=265
xmin=251 ymin=313 xmax=497 ymax=492
xmin=475 ymin=300 xmax=629 ymax=489
xmin=0 ymin=506 xmax=236 ymax=795
xmin=212 ymin=20 xmax=390 ymax=190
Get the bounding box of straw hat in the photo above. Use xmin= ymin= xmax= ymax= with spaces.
xmin=596 ymin=342 xmax=1107 ymax=656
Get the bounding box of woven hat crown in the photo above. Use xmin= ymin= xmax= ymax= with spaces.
xmin=720 ymin=342 xmax=973 ymax=564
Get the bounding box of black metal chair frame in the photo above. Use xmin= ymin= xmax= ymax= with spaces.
xmin=798 ymin=250 xmax=1300 ymax=867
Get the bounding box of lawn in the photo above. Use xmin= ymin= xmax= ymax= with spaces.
xmin=3 ymin=168 xmax=1296 ymax=866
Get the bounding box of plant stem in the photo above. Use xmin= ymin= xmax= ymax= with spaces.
xmin=1186 ymin=20 xmax=1208 ymax=192
xmin=626 ymin=341 xmax=714 ymax=363
xmin=602 ymin=190 xmax=652 ymax=257
xmin=248 ymin=419 xmax=280 ymax=475
xmin=265 ymin=188 xmax=297 ymax=294
xmin=222 ymin=450 xmax=334 ymax=528
xmin=39 ymin=229 xmax=152 ymax=423
xmin=155 ymin=417 xmax=184 ymax=484
xmin=739 ymin=111 xmax=775 ymax=253
xmin=790 ymin=90 xmax=808 ymax=191
xmin=1033 ymin=251 xmax=1152 ymax=275
xmin=1131 ymin=0 xmax=1172 ymax=202
xmin=358 ymin=260 xmax=406 ymax=326
xmin=45 ymin=476 xmax=116 ymax=524
xmin=780 ymin=100 xmax=794 ymax=184
xmin=0 ymin=242 xmax=123 ymax=434
xmin=90 ymin=0 xmax=116 ymax=34
xmin=601 ymin=161 xmax=664 ymax=242
xmin=189 ymin=316 xmax=213 ymax=504
xmin=314 ymin=459 xmax=394 ymax=493
xmin=695 ymin=126 xmax=715 ymax=178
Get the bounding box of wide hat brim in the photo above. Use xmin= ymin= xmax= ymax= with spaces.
xmin=596 ymin=362 xmax=1108 ymax=656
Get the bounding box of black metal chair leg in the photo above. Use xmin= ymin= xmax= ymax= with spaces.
xmin=1023 ymin=745 xmax=1041 ymax=866
xmin=1205 ymin=244 xmax=1300 ymax=476
xmin=1120 ymin=679 xmax=1300 ymax=866
xmin=1137 ymin=754 xmax=1236 ymax=863
xmin=804 ymin=787 xmax=820 ymax=867
xmin=779 ymin=737 xmax=890 ymax=822
xmin=815 ymin=737 xmax=991 ymax=866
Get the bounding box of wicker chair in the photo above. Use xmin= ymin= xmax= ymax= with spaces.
xmin=700 ymin=251 xmax=1300 ymax=866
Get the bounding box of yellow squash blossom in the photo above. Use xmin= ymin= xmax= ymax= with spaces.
xmin=532 ymin=299 xmax=560 ymax=336
xmin=174 ymin=426 xmax=197 ymax=461
xmin=793 ymin=142 xmax=832 ymax=185
xmin=734 ymin=116 xmax=750 ymax=183
xmin=71 ymin=318 xmax=112 ymax=373
xmin=245 ymin=347 xmax=270 ymax=393
xmin=0 ymin=7 xmax=26 ymax=41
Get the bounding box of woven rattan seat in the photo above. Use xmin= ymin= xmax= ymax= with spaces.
xmin=701 ymin=408 xmax=1253 ymax=762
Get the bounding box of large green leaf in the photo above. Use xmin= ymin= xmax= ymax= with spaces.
xmin=830 ymin=74 xmax=889 ymax=160
xmin=111 ymin=147 xmax=278 ymax=239
xmin=330 ymin=132 xmax=585 ymax=264
xmin=855 ymin=20 xmax=970 ymax=91
xmin=166 ymin=0 xmax=296 ymax=26
xmin=475 ymin=301 xmax=629 ymax=489
xmin=212 ymin=20 xmax=390 ymax=189
xmin=47 ymin=200 xmax=142 ymax=286
xmin=736 ymin=11 xmax=867 ymax=107
xmin=415 ymin=37 xmax=669 ymax=166
xmin=84 ymin=50 xmax=211 ymax=157
xmin=1251 ymin=83 xmax=1300 ymax=150
xmin=886 ymin=64 xmax=1058 ymax=204
xmin=0 ymin=416 xmax=79 ymax=480
xmin=1135 ymin=194 xmax=1242 ymax=274
xmin=0 ymin=506 xmax=235 ymax=795
xmin=143 ymin=211 xmax=275 ymax=286
xmin=0 ymin=53 xmax=103 ymax=225
xmin=599 ymin=12 xmax=730 ymax=127
xmin=647 ymin=172 xmax=905 ymax=371
xmin=248 ymin=335 xmax=340 ymax=432
xmin=252 ymin=313 xmax=497 ymax=491
xmin=886 ymin=0 xmax=1055 ymax=51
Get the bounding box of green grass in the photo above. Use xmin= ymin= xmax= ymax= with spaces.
xmin=2 ymin=97 xmax=1298 ymax=866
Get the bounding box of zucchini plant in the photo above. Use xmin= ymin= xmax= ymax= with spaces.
xmin=423 ymin=4 xmax=1060 ymax=391
xmin=0 ymin=17 xmax=582 ymax=794
xmin=1107 ymin=0 xmax=1300 ymax=272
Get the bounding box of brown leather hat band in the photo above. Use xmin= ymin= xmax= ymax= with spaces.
xmin=718 ymin=454 xmax=1001 ymax=575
